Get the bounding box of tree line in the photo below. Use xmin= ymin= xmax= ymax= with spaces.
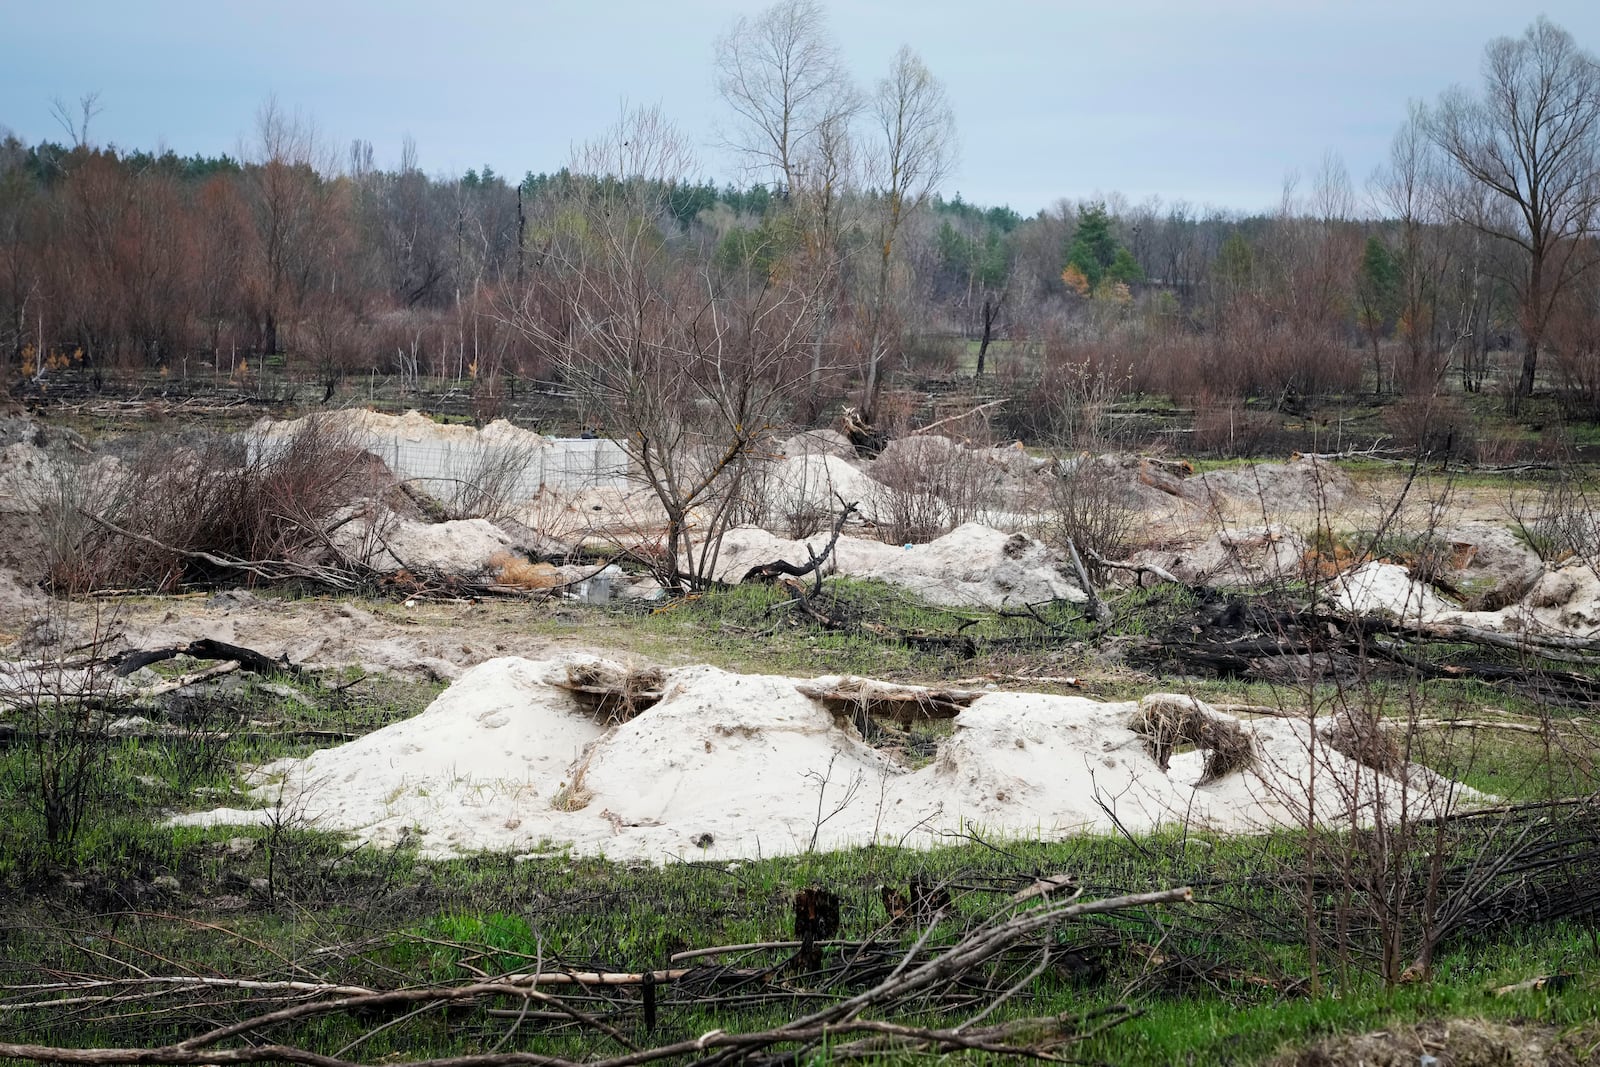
xmin=2 ymin=9 xmax=1598 ymax=436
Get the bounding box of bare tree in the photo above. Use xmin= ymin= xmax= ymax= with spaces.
xmin=714 ymin=0 xmax=857 ymax=192
xmin=508 ymin=107 xmax=822 ymax=591
xmin=859 ymin=46 xmax=956 ymax=429
xmin=247 ymin=97 xmax=335 ymax=355
xmin=1425 ymin=16 xmax=1600 ymax=399
xmin=1370 ymin=108 xmax=1458 ymax=394
xmin=716 ymin=0 xmax=859 ymax=405
xmin=48 ymin=92 xmax=101 ymax=149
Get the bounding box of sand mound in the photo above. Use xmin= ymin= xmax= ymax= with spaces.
xmin=777 ymin=429 xmax=856 ymax=459
xmin=1135 ymin=524 xmax=1308 ymax=588
xmin=1188 ymin=457 xmax=1354 ymax=516
xmin=752 ymin=453 xmax=881 ymax=533
xmin=333 ymin=514 xmax=520 ymax=575
xmin=711 ymin=522 xmax=1086 ymax=607
xmin=174 ymin=655 xmax=1475 ymax=862
xmin=261 ymin=409 xmax=551 ymax=452
xmin=1333 ymin=562 xmax=1459 ymax=624
xmin=1329 ymin=556 xmax=1600 ymax=638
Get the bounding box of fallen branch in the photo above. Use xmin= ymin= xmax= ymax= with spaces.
xmin=134 ymin=660 xmax=241 ymax=697
xmin=1082 ymin=547 xmax=1184 ymax=587
xmin=741 ymin=500 xmax=859 ymax=585
xmin=796 ymin=678 xmax=981 ymax=726
xmin=910 ymin=398 xmax=1007 ymax=438
xmin=0 ymin=887 xmax=1192 ymax=1067
xmin=113 ymin=639 xmax=301 ymax=679
xmin=945 ymin=673 xmax=1084 ymax=689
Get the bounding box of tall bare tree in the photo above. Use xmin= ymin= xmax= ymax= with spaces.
xmin=247 ymin=98 xmax=332 ymax=355
xmin=858 ymin=45 xmax=955 ymax=429
xmin=714 ymin=0 xmax=856 ymax=192
xmin=1370 ymin=109 xmax=1459 ymax=393
xmin=1425 ymin=16 xmax=1600 ymax=399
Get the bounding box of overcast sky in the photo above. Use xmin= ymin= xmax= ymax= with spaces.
xmin=4 ymin=1 xmax=1597 ymax=216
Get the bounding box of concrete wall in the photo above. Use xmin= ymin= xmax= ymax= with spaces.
xmin=254 ymin=426 xmax=630 ymax=503
xmin=361 ymin=436 xmax=630 ymax=501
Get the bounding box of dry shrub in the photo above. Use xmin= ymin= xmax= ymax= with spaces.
xmin=728 ymin=452 xmax=834 ymax=539
xmin=1034 ymin=348 xmax=1133 ymax=450
xmin=556 ymin=662 xmax=666 ymax=724
xmin=439 ymin=436 xmax=542 ymax=522
xmin=53 ymin=414 xmax=377 ymax=592
xmin=551 ymin=750 xmax=595 ymax=812
xmin=901 ymin=334 xmax=963 ymax=376
xmin=869 ymin=435 xmax=997 ymax=544
xmin=489 ymin=551 xmax=561 ymax=590
xmin=1383 ymin=393 xmax=1476 ymax=460
xmin=1474 ymin=424 xmax=1531 ymax=466
xmin=1130 ymin=695 xmax=1256 ymax=786
xmin=1044 ymin=457 xmax=1136 ymax=571
xmin=1321 ymin=708 xmax=1403 ymax=775
xmin=1191 ymin=399 xmax=1279 ymax=457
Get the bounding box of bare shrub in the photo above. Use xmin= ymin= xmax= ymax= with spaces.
xmin=1035 ymin=352 xmax=1132 ymax=451
xmin=900 ymin=333 xmax=963 ymax=376
xmin=436 ymin=437 xmax=541 ymax=523
xmin=59 ymin=414 xmax=379 ymax=591
xmin=726 ymin=451 xmax=836 ymax=539
xmin=25 ymin=458 xmax=127 ymax=594
xmin=1383 ymin=393 xmax=1476 ymax=460
xmin=869 ymin=435 xmax=996 ymax=544
xmin=1191 ymin=398 xmax=1278 ymax=457
xmin=1042 ymin=456 xmax=1136 ymax=571
xmin=1508 ymin=469 xmax=1600 ymax=562
xmin=0 ymin=603 xmax=121 ymax=863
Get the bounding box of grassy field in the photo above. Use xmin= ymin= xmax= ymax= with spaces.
xmin=3 ymin=579 xmax=1597 ymax=1065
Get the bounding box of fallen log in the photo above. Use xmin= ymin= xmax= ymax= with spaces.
xmin=112 ymin=639 xmax=301 ymax=679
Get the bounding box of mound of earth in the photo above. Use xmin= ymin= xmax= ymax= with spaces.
xmin=1432 ymin=522 xmax=1544 ymax=609
xmin=1188 ymin=457 xmax=1355 ymax=516
xmin=173 ymin=654 xmax=1474 ymax=862
xmin=1331 ymin=557 xmax=1600 ymax=637
xmin=1134 ymin=524 xmax=1308 ymax=588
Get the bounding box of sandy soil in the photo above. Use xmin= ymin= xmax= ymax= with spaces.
xmin=172 ymin=654 xmax=1472 ymax=863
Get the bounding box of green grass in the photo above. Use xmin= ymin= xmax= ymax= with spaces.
xmin=3 ymin=814 xmax=1596 ymax=1064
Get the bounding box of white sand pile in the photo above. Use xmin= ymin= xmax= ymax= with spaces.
xmin=174 ymin=655 xmax=1474 ymax=862
xmin=1188 ymin=457 xmax=1355 ymax=516
xmin=332 ymin=514 xmax=519 ymax=574
xmin=1434 ymin=523 xmax=1545 ymax=609
xmin=711 ymin=523 xmax=1086 ymax=607
xmin=1333 ymin=562 xmax=1459 ymax=625
xmin=753 ymin=453 xmax=881 ymax=532
xmin=516 ymin=484 xmax=670 ymax=544
xmin=777 ymin=429 xmax=856 ymax=459
xmin=1329 ymin=555 xmax=1600 ymax=638
xmin=260 ymin=409 xmax=551 ymax=453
